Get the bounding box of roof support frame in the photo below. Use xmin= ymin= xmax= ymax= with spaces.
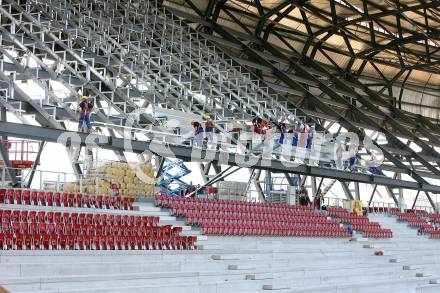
xmin=191 ymin=18 xmax=433 ymax=188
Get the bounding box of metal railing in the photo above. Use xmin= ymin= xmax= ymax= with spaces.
xmin=0 ymin=166 xmax=114 ymax=195
xmin=366 ymin=201 xmax=397 ymax=213
xmin=167 ymin=186 xmax=256 ymax=202
xmin=366 ymin=200 xmax=436 ymax=214
xmin=413 ymin=205 xmax=436 ymax=214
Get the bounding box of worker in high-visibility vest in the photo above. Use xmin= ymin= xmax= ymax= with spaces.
xmin=78 ymin=96 xmax=94 ymax=133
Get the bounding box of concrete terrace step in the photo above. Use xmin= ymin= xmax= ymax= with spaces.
xmin=249 ymin=264 xmax=414 ymax=281
xmin=263 ymin=269 xmax=423 ymax=290
xmin=285 ymin=276 xmax=434 ymax=293
xmin=416 ymin=284 xmax=440 ymax=293
xmin=9 ymin=278 xmax=268 ymax=293
xmin=0 ymin=255 xmax=391 ymax=278
xmin=0 ymin=203 xmax=171 ymax=218
xmin=0 ymin=250 xmax=229 ymax=263
xmin=0 ymin=270 xmax=253 ymax=292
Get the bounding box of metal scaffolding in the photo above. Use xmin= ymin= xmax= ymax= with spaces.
xmin=0 ymin=0 xmax=439 ymax=208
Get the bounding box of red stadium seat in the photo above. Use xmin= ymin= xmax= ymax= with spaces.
xmin=75 ymin=193 xmax=83 ymax=208
xmin=6 ymin=189 xmax=14 ymax=204
xmin=14 ymin=189 xmax=23 ymax=205
xmin=61 ymin=193 xmax=68 ymax=207
xmin=54 ymin=193 xmax=61 ymax=207
xmin=0 ymin=189 xmax=5 ymax=203
xmin=22 ymin=190 xmax=31 ymax=205
xmin=46 ymin=192 xmax=53 ymax=206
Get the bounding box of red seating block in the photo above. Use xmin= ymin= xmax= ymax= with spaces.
xmin=0 ymin=192 xmax=196 ymax=251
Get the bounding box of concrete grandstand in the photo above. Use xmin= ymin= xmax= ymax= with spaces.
xmin=0 ymin=0 xmax=440 ymax=292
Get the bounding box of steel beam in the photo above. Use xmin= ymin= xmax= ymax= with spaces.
xmin=340 ymin=181 xmax=354 ymax=200
xmin=411 ymin=190 xmax=421 ymax=210
xmin=354 ymin=182 xmax=360 ymax=200
xmin=385 ymin=187 xmax=399 ymax=205
xmin=186 ymin=166 xmax=241 ymax=197
xmin=1 ymin=121 xmax=438 ymax=192
xmin=284 ymin=173 xmax=296 ymax=187
xmin=198 ymin=162 xmax=212 ymax=183
xmin=423 ymin=191 xmax=436 ymax=210
xmin=251 ymin=169 xmax=265 ymax=202
xmin=368 ymin=184 xmax=378 ymax=204
xmin=311 ymin=176 xmax=317 ymax=196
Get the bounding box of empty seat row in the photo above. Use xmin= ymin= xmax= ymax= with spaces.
xmin=396 ymin=212 xmax=422 ymax=222
xmin=169 ymin=203 xmax=322 ymax=218
xmin=407 ymin=209 xmax=429 ymax=216
xmin=428 ymin=214 xmax=440 ymax=224
xmin=334 ymin=218 xmax=375 ymax=225
xmin=174 ymin=208 xmax=326 ymax=220
xmin=156 ymin=195 xmax=313 ymax=211
xmin=327 ymin=209 xmax=370 ymax=221
xmin=172 ymin=203 xmax=315 ymax=215
xmin=1 ymin=210 xmax=159 ymax=226
xmin=407 ymin=218 xmax=430 ymax=228
xmin=362 ymin=228 xmax=393 ymax=238
xmin=2 ymin=221 xmax=177 ymax=238
xmin=185 ymin=213 xmax=336 ymax=226
xmin=417 ymin=223 xmax=435 ymax=235
xmin=0 ymin=233 xmax=196 ymax=250
xmin=0 ymin=188 xmax=135 ymax=210
xmin=201 ymin=223 xmax=350 ymax=237
xmin=190 ymin=217 xmax=341 ymax=229
xmin=428 ymin=230 xmax=440 ymax=239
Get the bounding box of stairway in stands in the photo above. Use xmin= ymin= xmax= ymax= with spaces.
xmin=136 ymin=200 xmax=205 ymax=240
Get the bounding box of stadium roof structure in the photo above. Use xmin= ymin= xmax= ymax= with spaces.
xmin=164 ymin=0 xmax=440 ymax=121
